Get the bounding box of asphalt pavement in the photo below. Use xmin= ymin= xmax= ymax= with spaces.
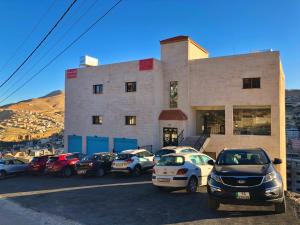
xmin=0 ymin=173 xmax=298 ymax=225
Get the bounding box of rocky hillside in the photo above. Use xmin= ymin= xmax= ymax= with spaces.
xmin=0 ymin=90 xmax=64 ymax=142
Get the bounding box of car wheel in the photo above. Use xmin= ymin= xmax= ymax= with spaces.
xmin=0 ymin=170 xmax=6 ymax=180
xmin=132 ymin=165 xmax=142 ymax=177
xmin=275 ymin=197 xmax=286 ymax=214
xmin=186 ymin=176 xmax=198 ymax=193
xmin=208 ymin=196 xmax=220 ymax=210
xmin=63 ymin=167 xmax=72 ymax=177
xmin=96 ymin=168 xmax=105 ymax=177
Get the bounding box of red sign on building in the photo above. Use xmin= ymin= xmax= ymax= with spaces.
xmin=139 ymin=58 xmax=154 ymax=71
xmin=66 ymin=69 xmax=77 ymax=79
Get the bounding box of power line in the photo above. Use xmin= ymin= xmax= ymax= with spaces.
xmin=0 ymin=0 xmax=78 ymax=90
xmin=0 ymin=0 xmax=98 ymax=97
xmin=0 ymin=0 xmax=58 ymax=75
xmin=0 ymin=0 xmax=123 ymax=104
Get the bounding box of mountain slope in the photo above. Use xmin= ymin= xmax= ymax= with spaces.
xmin=0 ymin=91 xmax=64 ymax=142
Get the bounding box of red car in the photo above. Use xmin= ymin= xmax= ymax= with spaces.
xmin=28 ymin=155 xmax=53 ymax=175
xmin=46 ymin=153 xmax=85 ymax=177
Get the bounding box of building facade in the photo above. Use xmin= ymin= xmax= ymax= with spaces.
xmin=65 ymin=36 xmax=286 ymax=184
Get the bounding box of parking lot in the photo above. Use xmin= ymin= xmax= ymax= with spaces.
xmin=0 ymin=173 xmax=299 ymax=225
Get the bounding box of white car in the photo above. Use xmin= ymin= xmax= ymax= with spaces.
xmin=153 ymin=146 xmax=199 ymax=164
xmin=152 ymin=153 xmax=214 ymax=193
xmin=111 ymin=149 xmax=154 ymax=176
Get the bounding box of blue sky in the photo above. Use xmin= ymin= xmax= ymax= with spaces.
xmin=0 ymin=0 xmax=299 ymax=105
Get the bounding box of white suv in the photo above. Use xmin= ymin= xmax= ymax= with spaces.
xmin=153 ymin=146 xmax=199 ymax=164
xmin=152 ymin=153 xmax=214 ymax=193
xmin=111 ymin=149 xmax=154 ymax=176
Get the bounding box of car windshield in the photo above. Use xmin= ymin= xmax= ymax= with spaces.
xmin=155 ymin=149 xmax=175 ymax=157
xmin=157 ymin=155 xmax=185 ymax=166
xmin=48 ymin=157 xmax=59 ymax=163
xmin=116 ymin=154 xmax=133 ymax=160
xmin=82 ymin=155 xmax=96 ymax=161
xmin=217 ymin=149 xmax=270 ymax=165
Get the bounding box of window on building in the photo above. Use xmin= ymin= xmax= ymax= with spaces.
xmin=297 ymin=172 xmax=300 ymax=176
xmin=170 ymin=81 xmax=178 ymax=108
xmin=243 ymin=78 xmax=261 ymax=89
xmin=125 ymin=82 xmax=136 ymax=92
xmin=196 ymin=109 xmax=225 ymax=135
xmin=233 ymin=106 xmax=271 ymax=135
xmin=92 ymin=116 xmax=103 ymax=125
xmin=125 ymin=116 xmax=136 ymax=125
xmin=93 ymin=84 xmax=103 ymax=94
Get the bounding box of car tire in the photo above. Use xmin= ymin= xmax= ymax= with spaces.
xmin=0 ymin=170 xmax=6 ymax=180
xmin=96 ymin=168 xmax=105 ymax=177
xmin=186 ymin=176 xmax=198 ymax=193
xmin=275 ymin=197 xmax=286 ymax=214
xmin=208 ymin=196 xmax=220 ymax=210
xmin=62 ymin=167 xmax=72 ymax=177
xmin=132 ymin=165 xmax=142 ymax=177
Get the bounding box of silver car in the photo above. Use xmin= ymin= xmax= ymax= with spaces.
xmin=0 ymin=158 xmax=28 ymax=179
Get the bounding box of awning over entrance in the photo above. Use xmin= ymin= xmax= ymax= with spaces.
xmin=158 ymin=110 xmax=188 ymax=120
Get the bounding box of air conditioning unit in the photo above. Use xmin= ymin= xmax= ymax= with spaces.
xmin=80 ymin=55 xmax=99 ymax=67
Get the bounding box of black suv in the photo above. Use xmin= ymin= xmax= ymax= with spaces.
xmin=75 ymin=152 xmax=115 ymax=177
xmin=207 ymin=148 xmax=285 ymax=213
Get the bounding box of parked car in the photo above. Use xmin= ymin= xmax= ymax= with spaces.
xmin=75 ymin=152 xmax=116 ymax=177
xmin=46 ymin=153 xmax=85 ymax=177
xmin=28 ymin=155 xmax=53 ymax=175
xmin=0 ymin=158 xmax=28 ymax=179
xmin=111 ymin=149 xmax=154 ymax=176
xmin=152 ymin=152 xmax=214 ymax=192
xmin=206 ymin=148 xmax=285 ymax=213
xmin=153 ymin=146 xmax=199 ymax=164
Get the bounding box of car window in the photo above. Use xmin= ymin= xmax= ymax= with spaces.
xmin=157 ymin=155 xmax=185 ymax=166
xmin=7 ymin=160 xmax=14 ymax=165
xmin=217 ymin=150 xmax=270 ymax=165
xmin=142 ymin=151 xmax=152 ymax=157
xmin=180 ymin=149 xmax=198 ymax=153
xmin=66 ymin=155 xmax=76 ymax=160
xmin=14 ymin=159 xmax=24 ymax=164
xmin=189 ymin=155 xmax=203 ymax=166
xmin=200 ymin=155 xmax=212 ymax=165
xmin=155 ymin=149 xmax=175 ymax=156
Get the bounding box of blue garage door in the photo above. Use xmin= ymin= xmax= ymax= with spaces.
xmin=113 ymin=138 xmax=138 ymax=153
xmin=86 ymin=136 xmax=109 ymax=155
xmin=68 ymin=135 xmax=82 ymax=153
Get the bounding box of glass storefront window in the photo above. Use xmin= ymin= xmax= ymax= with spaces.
xmin=233 ymin=106 xmax=271 ymax=135
xmin=170 ymin=81 xmax=178 ymax=108
xmin=196 ymin=110 xmax=225 ymax=135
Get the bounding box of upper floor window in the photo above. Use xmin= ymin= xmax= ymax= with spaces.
xmin=170 ymin=81 xmax=178 ymax=108
xmin=93 ymin=84 xmax=103 ymax=94
xmin=92 ymin=115 xmax=103 ymax=125
xmin=126 ymin=82 xmax=136 ymax=92
xmin=125 ymin=116 xmax=136 ymax=125
xmin=243 ymin=78 xmax=260 ymax=89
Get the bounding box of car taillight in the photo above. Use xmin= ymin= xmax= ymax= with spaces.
xmin=152 ymin=169 xmax=156 ymax=174
xmin=176 ymin=168 xmax=188 ymax=175
xmin=126 ymin=158 xmax=133 ymax=163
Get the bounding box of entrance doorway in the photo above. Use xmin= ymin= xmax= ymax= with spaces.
xmin=163 ymin=127 xmax=178 ymax=146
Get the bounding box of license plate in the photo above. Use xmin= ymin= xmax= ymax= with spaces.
xmin=113 ymin=163 xmax=127 ymax=168
xmin=236 ymin=192 xmax=250 ymax=199
xmin=158 ymin=178 xmax=170 ymax=182
xmin=77 ymin=170 xmax=87 ymax=175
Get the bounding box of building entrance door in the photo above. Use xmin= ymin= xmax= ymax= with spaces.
xmin=163 ymin=127 xmax=178 ymax=147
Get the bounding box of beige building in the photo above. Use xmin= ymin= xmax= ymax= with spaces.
xmin=65 ymin=36 xmax=286 ymax=185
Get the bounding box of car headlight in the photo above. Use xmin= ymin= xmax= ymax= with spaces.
xmin=264 ymin=171 xmax=276 ymax=183
xmin=210 ymin=172 xmax=222 ymax=183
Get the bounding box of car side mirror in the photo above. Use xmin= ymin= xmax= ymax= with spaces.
xmin=273 ymin=158 xmax=282 ymax=165
xmin=207 ymin=159 xmax=215 ymax=166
